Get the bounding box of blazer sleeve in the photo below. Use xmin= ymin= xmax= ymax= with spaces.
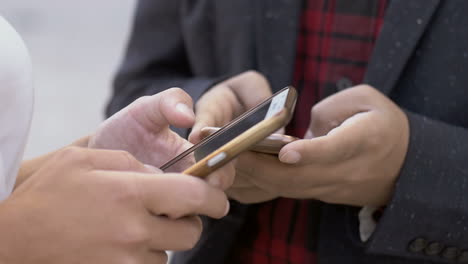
xmin=107 ymin=0 xmax=218 ymax=136
xmin=365 ymin=111 xmax=468 ymax=261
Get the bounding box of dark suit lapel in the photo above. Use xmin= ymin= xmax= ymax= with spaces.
xmin=364 ymin=0 xmax=440 ymax=95
xmin=255 ymin=0 xmax=302 ymax=92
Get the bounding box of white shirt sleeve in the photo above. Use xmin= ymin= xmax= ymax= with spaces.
xmin=0 ymin=16 xmax=34 ymax=201
xmin=359 ymin=206 xmax=379 ymax=242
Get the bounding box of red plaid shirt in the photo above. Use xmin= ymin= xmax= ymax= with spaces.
xmin=229 ymin=0 xmax=388 ymax=263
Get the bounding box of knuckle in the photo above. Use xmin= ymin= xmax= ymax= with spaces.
xmin=244 ymin=70 xmax=264 ymax=80
xmin=132 ymin=95 xmax=151 ymax=107
xmin=115 ymin=150 xmax=140 ymax=170
xmin=310 ymin=103 xmax=326 ymax=121
xmin=58 ymin=146 xmax=89 ymax=165
xmin=244 ymin=70 xmax=261 ymax=78
xmin=356 ymin=84 xmax=374 ymax=92
xmin=168 ymin=177 xmax=207 ymax=218
xmin=166 ymin=87 xmax=184 ymax=93
xmin=244 ymin=70 xmax=269 ymax=87
xmin=310 ymin=104 xmax=338 ymax=136
xmin=166 ymin=87 xmax=192 ymax=103
xmin=167 ymin=87 xmax=189 ymax=98
xmin=353 ymin=84 xmax=380 ymax=99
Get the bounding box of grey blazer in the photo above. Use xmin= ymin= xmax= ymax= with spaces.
xmin=108 ymin=0 xmax=468 ymax=263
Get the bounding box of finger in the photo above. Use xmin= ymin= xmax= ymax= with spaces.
xmin=279 ymin=112 xmax=376 ymax=165
xmin=231 ymin=169 xmax=255 ymax=188
xmin=136 ymin=173 xmax=229 ymax=219
xmin=205 ymin=160 xmax=236 ymax=190
xmin=310 ymin=84 xmax=379 ymax=137
xmin=189 ymin=85 xmax=240 ymax=143
xmin=147 ymin=215 xmax=202 ymax=251
xmin=224 ymin=70 xmax=273 ymax=109
xmin=60 ymin=147 xmax=154 ymax=173
xmin=128 ymin=88 xmax=195 ymax=131
xmin=235 ymin=151 xmax=303 ymax=191
xmin=237 ymin=153 xmax=343 ymax=192
xmin=190 ymin=71 xmax=272 ymax=143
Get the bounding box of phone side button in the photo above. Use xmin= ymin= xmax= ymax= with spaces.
xmin=207 ymin=152 xmax=227 ymax=167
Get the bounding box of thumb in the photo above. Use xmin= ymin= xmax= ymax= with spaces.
xmin=279 ymin=112 xmax=374 ymax=165
xmin=309 ymin=85 xmax=378 ymax=137
xmin=128 ymin=88 xmax=195 ymax=131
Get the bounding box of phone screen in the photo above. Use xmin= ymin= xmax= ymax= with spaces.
xmin=160 ymin=87 xmax=293 ymax=171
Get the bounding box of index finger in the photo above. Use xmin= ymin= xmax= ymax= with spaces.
xmin=60 ymin=147 xmax=155 ymax=174
xmin=189 ymin=84 xmax=240 ymax=143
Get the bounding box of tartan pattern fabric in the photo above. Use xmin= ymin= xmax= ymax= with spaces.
xmin=228 ymin=0 xmax=388 ymax=263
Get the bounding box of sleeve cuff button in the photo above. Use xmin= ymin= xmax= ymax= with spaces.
xmin=408 ymin=238 xmax=428 ymax=253
xmin=424 ymin=242 xmax=443 ymax=256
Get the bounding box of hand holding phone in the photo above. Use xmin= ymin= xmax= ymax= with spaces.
xmin=160 ymin=86 xmax=298 ymax=177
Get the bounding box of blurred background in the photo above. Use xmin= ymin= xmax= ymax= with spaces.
xmin=1 ymin=0 xmax=135 ymax=159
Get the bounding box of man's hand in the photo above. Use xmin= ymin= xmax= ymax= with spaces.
xmin=189 ymin=70 xmax=272 ymax=143
xmin=188 ymin=71 xmax=272 ymax=189
xmin=89 ymin=88 xmax=196 ymax=172
xmin=0 ymin=147 xmax=228 ymax=264
xmin=227 ymin=85 xmax=409 ymax=207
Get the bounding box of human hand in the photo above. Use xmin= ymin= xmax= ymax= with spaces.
xmin=227 ymin=85 xmax=409 ymax=207
xmin=89 ymin=88 xmax=195 ymax=172
xmin=0 ymin=147 xmax=228 ymax=264
xmin=188 ymin=70 xmax=272 ymax=143
xmin=186 ymin=71 xmax=272 ymax=188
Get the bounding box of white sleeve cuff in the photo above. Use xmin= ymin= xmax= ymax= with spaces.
xmin=359 ymin=206 xmax=379 ymax=242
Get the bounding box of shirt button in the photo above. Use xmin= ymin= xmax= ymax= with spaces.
xmin=336 ymin=77 xmax=354 ymax=91
xmin=408 ymin=238 xmax=428 ymax=253
xmin=424 ymin=242 xmax=444 ymax=256
xmin=442 ymin=247 xmax=460 ymax=260
xmin=458 ymin=251 xmax=468 ymax=263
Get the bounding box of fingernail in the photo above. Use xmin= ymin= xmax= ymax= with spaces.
xmin=280 ymin=151 xmax=301 ymax=164
xmin=176 ymin=103 xmax=194 ymax=118
xmin=224 ymin=200 xmax=230 ymax=216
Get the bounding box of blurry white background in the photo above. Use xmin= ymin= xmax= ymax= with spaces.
xmin=1 ymin=0 xmax=135 ymax=158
